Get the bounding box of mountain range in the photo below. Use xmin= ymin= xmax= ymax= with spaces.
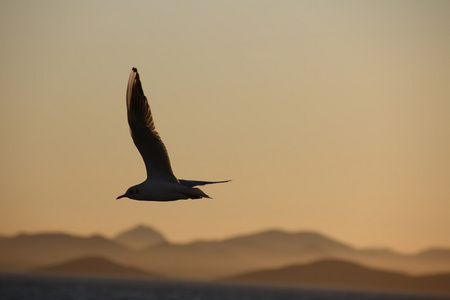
xmin=27 ymin=255 xmax=450 ymax=295
xmin=33 ymin=256 xmax=162 ymax=278
xmin=1 ymin=224 xmax=450 ymax=282
xmin=222 ymin=259 xmax=450 ymax=295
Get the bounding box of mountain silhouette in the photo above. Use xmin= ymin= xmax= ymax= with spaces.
xmin=222 ymin=259 xmax=450 ymax=295
xmin=0 ymin=232 xmax=128 ymax=270
xmin=220 ymin=229 xmax=352 ymax=254
xmin=33 ymin=256 xmax=161 ymax=278
xmin=1 ymin=225 xmax=450 ymax=283
xmin=114 ymin=224 xmax=167 ymax=250
xmin=131 ymin=229 xmax=450 ymax=278
xmin=414 ymin=248 xmax=450 ymax=260
xmin=124 ymin=229 xmax=355 ymax=278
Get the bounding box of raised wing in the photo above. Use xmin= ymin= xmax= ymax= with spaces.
xmin=126 ymin=68 xmax=178 ymax=182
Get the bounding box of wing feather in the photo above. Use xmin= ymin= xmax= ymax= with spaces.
xmin=126 ymin=68 xmax=178 ymax=182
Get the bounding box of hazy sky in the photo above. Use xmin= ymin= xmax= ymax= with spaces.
xmin=1 ymin=0 xmax=449 ymax=253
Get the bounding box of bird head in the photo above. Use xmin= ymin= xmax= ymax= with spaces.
xmin=116 ymin=186 xmax=141 ymax=200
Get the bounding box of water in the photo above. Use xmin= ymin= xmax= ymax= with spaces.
xmin=0 ymin=273 xmax=448 ymax=300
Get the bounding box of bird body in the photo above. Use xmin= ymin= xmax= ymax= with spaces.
xmin=117 ymin=68 xmax=229 ymax=201
xmin=118 ymin=180 xmax=209 ymax=201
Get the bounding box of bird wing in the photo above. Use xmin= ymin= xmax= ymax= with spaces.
xmin=126 ymin=68 xmax=178 ymax=183
xmin=179 ymin=179 xmax=231 ymax=188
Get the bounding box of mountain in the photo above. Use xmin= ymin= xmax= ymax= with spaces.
xmin=414 ymin=248 xmax=450 ymax=261
xmin=114 ymin=224 xmax=166 ymax=250
xmin=220 ymin=230 xmax=352 ymax=255
xmin=129 ymin=229 xmax=450 ymax=279
xmin=123 ymin=229 xmax=355 ymax=278
xmin=1 ymin=226 xmax=450 ymax=282
xmin=33 ymin=256 xmax=161 ymax=278
xmin=222 ymin=259 xmax=450 ymax=295
xmin=0 ymin=232 xmax=128 ymax=270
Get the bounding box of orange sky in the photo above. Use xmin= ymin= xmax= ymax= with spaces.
xmin=1 ymin=1 xmax=449 ymax=253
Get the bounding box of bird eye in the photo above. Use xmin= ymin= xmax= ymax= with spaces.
xmin=136 ymin=189 xmax=139 ymax=194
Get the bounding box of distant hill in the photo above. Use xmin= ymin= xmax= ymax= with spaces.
xmin=1 ymin=225 xmax=450 ymax=281
xmin=114 ymin=224 xmax=167 ymax=250
xmin=0 ymin=232 xmax=128 ymax=270
xmin=414 ymin=248 xmax=450 ymax=261
xmin=33 ymin=256 xmax=161 ymax=278
xmin=220 ymin=229 xmax=353 ymax=255
xmin=127 ymin=229 xmax=355 ymax=278
xmin=222 ymin=259 xmax=450 ymax=295
xmin=132 ymin=229 xmax=450 ymax=278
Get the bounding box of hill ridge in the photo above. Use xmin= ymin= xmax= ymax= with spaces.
xmin=33 ymin=255 xmax=162 ymax=278
xmin=222 ymin=258 xmax=450 ymax=295
xmin=1 ymin=225 xmax=450 ymax=280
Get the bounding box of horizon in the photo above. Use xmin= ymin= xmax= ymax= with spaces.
xmin=1 ymin=1 xmax=450 ymax=254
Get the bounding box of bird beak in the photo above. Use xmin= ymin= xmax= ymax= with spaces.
xmin=116 ymin=194 xmax=126 ymax=200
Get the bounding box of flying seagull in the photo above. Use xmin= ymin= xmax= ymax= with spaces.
xmin=117 ymin=68 xmax=229 ymax=201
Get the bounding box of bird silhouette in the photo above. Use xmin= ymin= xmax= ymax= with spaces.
xmin=117 ymin=68 xmax=229 ymax=201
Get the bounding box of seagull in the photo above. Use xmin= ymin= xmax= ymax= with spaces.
xmin=117 ymin=68 xmax=229 ymax=201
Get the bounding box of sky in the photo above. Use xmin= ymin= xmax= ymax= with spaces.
xmin=1 ymin=0 xmax=449 ymax=253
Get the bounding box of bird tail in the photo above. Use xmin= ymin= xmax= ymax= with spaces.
xmin=179 ymin=179 xmax=231 ymax=188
